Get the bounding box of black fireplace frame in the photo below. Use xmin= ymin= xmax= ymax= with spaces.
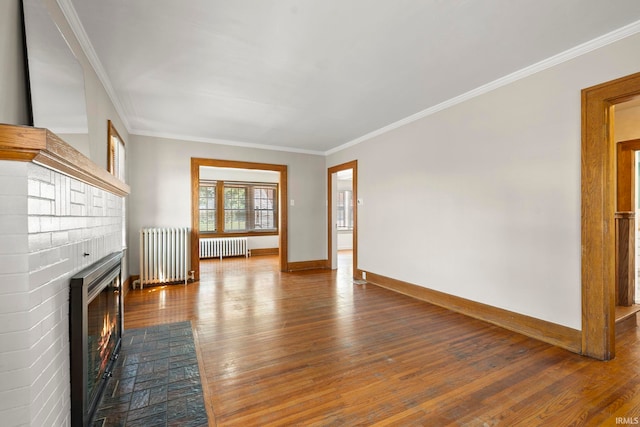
xmin=69 ymin=251 xmax=123 ymax=427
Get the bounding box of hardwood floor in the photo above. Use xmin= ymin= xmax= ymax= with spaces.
xmin=124 ymin=254 xmax=640 ymax=426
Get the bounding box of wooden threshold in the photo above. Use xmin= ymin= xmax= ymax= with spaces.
xmin=615 ymin=304 xmax=640 ymax=335
xmin=287 ymin=259 xmax=329 ymax=272
xmin=615 ymin=303 xmax=640 ymax=323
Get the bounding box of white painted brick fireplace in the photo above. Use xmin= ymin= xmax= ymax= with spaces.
xmin=0 ymin=159 xmax=125 ymax=426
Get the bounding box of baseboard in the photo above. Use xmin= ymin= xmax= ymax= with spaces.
xmin=124 ymin=275 xmax=137 ymax=297
xmin=287 ymin=259 xmax=329 ymax=272
xmin=364 ymin=271 xmax=582 ymax=354
xmin=250 ymin=248 xmax=279 ymax=256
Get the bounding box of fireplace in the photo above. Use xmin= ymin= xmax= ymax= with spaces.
xmin=69 ymin=252 xmax=123 ymax=426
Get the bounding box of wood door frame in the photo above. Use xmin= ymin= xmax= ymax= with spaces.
xmin=327 ymin=160 xmax=358 ymax=277
xmin=582 ymin=71 xmax=640 ymax=360
xmin=616 ymin=139 xmax=640 ymax=307
xmin=617 ymin=139 xmax=640 ymax=212
xmin=191 ymin=158 xmax=288 ymax=280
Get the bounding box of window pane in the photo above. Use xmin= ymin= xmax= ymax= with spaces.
xmin=199 ymin=183 xmax=216 ymax=232
xmin=225 ymin=209 xmax=247 ymax=231
xmin=337 ymin=190 xmax=352 ymax=230
xmin=254 ymin=210 xmax=274 ymax=229
xmin=224 ymin=186 xmax=247 ymax=231
xmin=200 ymin=208 xmax=216 ymax=232
xmin=253 ymin=186 xmax=275 ymax=230
xmin=201 ymin=181 xmax=277 ymax=234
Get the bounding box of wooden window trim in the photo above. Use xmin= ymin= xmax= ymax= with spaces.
xmin=199 ymin=231 xmax=279 ymax=238
xmin=199 ymin=180 xmax=217 ymax=232
xmin=191 ymin=158 xmax=288 ymax=278
xmin=223 ymin=182 xmax=278 ymax=233
xmin=107 ymin=120 xmax=125 ymax=179
xmin=199 ymin=180 xmax=278 ymax=234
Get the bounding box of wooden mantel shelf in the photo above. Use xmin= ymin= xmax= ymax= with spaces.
xmin=0 ymin=124 xmax=130 ymax=197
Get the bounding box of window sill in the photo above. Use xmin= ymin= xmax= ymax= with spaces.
xmin=199 ymin=231 xmax=278 ymax=238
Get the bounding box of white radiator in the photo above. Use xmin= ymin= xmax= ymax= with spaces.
xmin=139 ymin=227 xmax=190 ymax=288
xmin=200 ymin=237 xmax=249 ymax=260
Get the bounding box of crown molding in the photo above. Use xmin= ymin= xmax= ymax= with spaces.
xmin=54 ymin=0 xmax=320 ymax=156
xmin=56 ymin=0 xmax=131 ymax=133
xmin=326 ymin=19 xmax=640 ymax=156
xmin=48 ymin=3 xmax=640 ymax=157
xmin=131 ymin=129 xmax=326 ymax=156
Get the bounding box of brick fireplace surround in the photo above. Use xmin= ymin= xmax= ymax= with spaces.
xmin=0 ymin=124 xmax=129 ymax=426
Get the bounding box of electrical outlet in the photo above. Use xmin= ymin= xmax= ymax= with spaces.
xmin=362 ymin=271 xmax=367 ymax=280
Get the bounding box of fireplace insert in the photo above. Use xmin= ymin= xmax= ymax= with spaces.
xmin=69 ymin=252 xmax=123 ymax=426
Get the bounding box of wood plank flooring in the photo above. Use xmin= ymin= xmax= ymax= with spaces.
xmin=124 ymin=254 xmax=640 ymax=426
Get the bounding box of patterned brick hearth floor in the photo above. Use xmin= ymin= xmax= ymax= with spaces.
xmin=93 ymin=321 xmax=208 ymax=427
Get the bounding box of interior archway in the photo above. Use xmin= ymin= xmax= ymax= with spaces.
xmin=190 ymin=158 xmax=288 ymax=280
xmin=581 ymin=71 xmax=640 ymax=360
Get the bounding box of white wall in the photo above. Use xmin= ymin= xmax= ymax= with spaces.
xmin=337 ymin=232 xmax=353 ymax=250
xmin=328 ymin=32 xmax=640 ymax=331
xmin=19 ymin=0 xmax=129 ymax=169
xmin=200 ymin=166 xmax=279 ymax=183
xmin=616 ymin=104 xmax=640 ymax=141
xmin=0 ymin=0 xmax=30 ymax=125
xmin=128 ymin=134 xmax=326 ymax=274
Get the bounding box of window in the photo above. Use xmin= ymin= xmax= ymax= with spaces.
xmin=253 ymin=186 xmax=276 ymax=230
xmin=199 ymin=181 xmax=217 ymax=232
xmin=337 ymin=190 xmax=353 ymax=230
xmin=199 ymin=180 xmax=278 ymax=234
xmin=224 ymin=185 xmax=247 ymax=231
xmin=107 ymin=120 xmax=127 ymax=247
xmin=107 ymin=120 xmax=125 ymax=181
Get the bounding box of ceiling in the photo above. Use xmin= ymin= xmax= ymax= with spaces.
xmin=67 ymin=0 xmax=640 ymax=155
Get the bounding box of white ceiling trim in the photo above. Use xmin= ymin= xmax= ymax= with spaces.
xmin=55 ymin=0 xmax=640 ymax=157
xmin=56 ymin=0 xmax=131 ymax=133
xmin=325 ymin=19 xmax=640 ymax=156
xmin=131 ymin=129 xmax=325 ymax=156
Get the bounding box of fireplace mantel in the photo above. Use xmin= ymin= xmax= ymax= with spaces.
xmin=0 ymin=124 xmax=129 ymax=425
xmin=0 ymin=123 xmax=130 ymax=196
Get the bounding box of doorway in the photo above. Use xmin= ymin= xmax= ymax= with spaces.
xmin=190 ymin=158 xmax=288 ymax=281
xmin=614 ymin=96 xmax=640 ymax=320
xmin=615 ymin=98 xmax=640 ymax=307
xmin=328 ymin=160 xmax=358 ymax=277
xmin=582 ymin=71 xmax=640 ymax=360
xmin=615 ymin=138 xmax=640 ymax=308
